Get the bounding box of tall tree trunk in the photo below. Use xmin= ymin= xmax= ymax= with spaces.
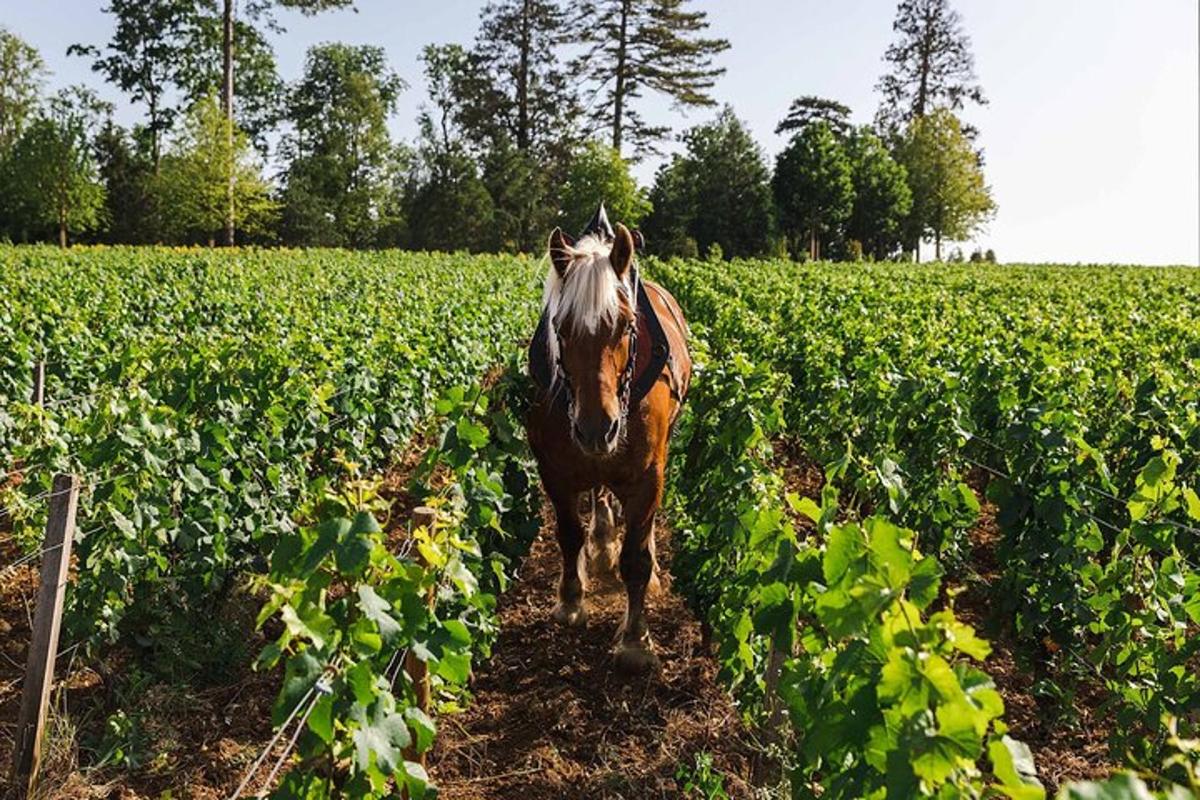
xmin=915 ymin=3 xmax=935 ymax=119
xmin=516 ymin=0 xmax=531 ymax=152
xmin=222 ymin=0 xmax=236 ymax=246
xmin=59 ymin=220 xmax=67 ymax=249
xmin=809 ymin=225 xmax=818 ymax=261
xmin=611 ymin=0 xmax=630 ymax=154
xmin=149 ymin=91 xmax=161 ymax=172
xmin=935 ymin=231 xmax=942 ymax=260
xmin=914 ymin=239 xmax=921 ymax=263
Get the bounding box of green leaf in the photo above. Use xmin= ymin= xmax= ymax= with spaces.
xmin=823 ymin=522 xmax=863 ymax=584
xmin=281 ymin=601 xmax=336 ymax=651
xmin=345 ymin=660 xmax=377 ymax=706
xmin=1183 ymin=487 xmax=1200 ymax=521
xmin=357 ymin=585 xmax=403 ymax=646
xmin=455 ymin=417 xmax=490 ymax=449
xmin=308 ymin=693 xmax=334 ymax=745
xmin=402 ymin=760 xmax=430 ymax=799
xmin=989 ymin=735 xmax=1045 ymax=799
xmin=1057 ymin=774 xmax=1156 ymax=800
xmin=434 ymin=650 xmax=472 ymax=684
xmin=273 ymin=651 xmax=322 ymax=727
xmin=404 ymin=706 xmax=437 ymax=753
xmin=350 ymin=510 xmax=382 ymax=535
xmin=350 ymin=697 xmax=411 ymax=776
xmin=302 ymin=518 xmax=350 ymax=575
xmin=908 ymin=556 xmax=942 ymax=610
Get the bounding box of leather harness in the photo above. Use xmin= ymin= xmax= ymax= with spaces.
xmin=529 ymin=262 xmax=683 ymax=424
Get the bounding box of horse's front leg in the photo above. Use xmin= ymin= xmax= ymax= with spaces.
xmin=613 ymin=467 xmax=664 ymax=673
xmin=548 ymin=487 xmax=588 ymax=627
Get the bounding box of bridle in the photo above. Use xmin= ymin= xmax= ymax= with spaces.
xmin=553 ymin=263 xmax=641 ymax=429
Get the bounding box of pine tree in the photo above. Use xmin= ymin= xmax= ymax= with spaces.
xmin=572 ymin=0 xmax=730 ymax=160
xmin=470 ymin=0 xmax=578 ymax=157
xmin=875 ymin=0 xmax=986 ymax=137
xmin=776 ymin=96 xmax=853 ymax=140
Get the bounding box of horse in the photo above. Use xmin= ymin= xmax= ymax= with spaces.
xmin=526 ymin=203 xmax=691 ymax=673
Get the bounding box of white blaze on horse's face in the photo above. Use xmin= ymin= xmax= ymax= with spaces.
xmin=545 ymin=226 xmax=638 ymax=457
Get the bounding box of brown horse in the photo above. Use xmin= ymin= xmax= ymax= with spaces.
xmin=526 ymin=204 xmax=691 ymax=673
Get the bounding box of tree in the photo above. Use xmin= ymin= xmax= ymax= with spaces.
xmin=844 ymin=126 xmax=911 ymax=260
xmin=93 ymin=120 xmax=157 ymax=244
xmin=643 ymin=107 xmax=773 ymax=259
xmin=152 ymin=95 xmax=276 ymax=244
xmin=772 ymin=121 xmax=854 ymax=261
xmin=643 ymin=157 xmax=695 ymax=257
xmin=896 ymin=108 xmax=995 ymax=260
xmin=0 ymin=28 xmax=46 ymax=155
xmin=875 ymin=0 xmax=987 ymax=137
xmin=776 ymin=96 xmax=852 ymax=140
xmin=70 ymin=0 xmax=198 ymax=169
xmin=473 ymin=0 xmax=577 ymax=156
xmin=572 ymin=0 xmax=730 ymax=159
xmin=279 ymin=43 xmax=406 ymax=248
xmin=404 ymin=46 xmax=497 ymax=252
xmin=436 ymin=1 xmax=580 ymax=251
xmin=211 ymin=0 xmax=352 ymax=245
xmin=559 ymin=140 xmax=651 ymax=232
xmin=5 ymin=87 xmax=109 ymax=246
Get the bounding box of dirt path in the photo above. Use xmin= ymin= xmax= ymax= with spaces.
xmin=430 ymin=510 xmax=757 ymax=800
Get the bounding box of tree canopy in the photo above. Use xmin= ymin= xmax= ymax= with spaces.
xmin=154 ymin=95 xmax=276 ymax=244
xmin=875 ymin=0 xmax=987 ymax=137
xmin=897 ymin=108 xmax=995 ymax=260
xmin=644 ymin=107 xmax=774 ymax=259
xmin=572 ymin=0 xmax=730 ymax=160
xmin=279 ymin=43 xmax=406 ymax=247
xmin=773 ymin=121 xmax=854 ymax=260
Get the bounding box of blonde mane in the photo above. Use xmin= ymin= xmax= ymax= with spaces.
xmin=542 ymin=234 xmax=633 ymax=336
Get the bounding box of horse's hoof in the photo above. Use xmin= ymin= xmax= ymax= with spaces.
xmin=551 ymin=602 xmax=588 ymax=627
xmin=613 ymin=641 xmax=661 ymax=674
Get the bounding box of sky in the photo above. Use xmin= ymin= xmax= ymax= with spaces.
xmin=3 ymin=0 xmax=1198 ymax=265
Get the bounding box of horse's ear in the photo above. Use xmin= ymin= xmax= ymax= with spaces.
xmin=610 ymin=223 xmax=635 ymax=278
xmin=549 ymin=228 xmax=574 ymax=278
xmin=631 ymin=229 xmax=645 ymax=252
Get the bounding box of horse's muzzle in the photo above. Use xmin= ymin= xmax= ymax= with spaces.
xmin=572 ymin=414 xmax=621 ymax=455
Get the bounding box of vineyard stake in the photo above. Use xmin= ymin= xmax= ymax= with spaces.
xmin=751 ymin=639 xmax=789 ymax=785
xmin=9 ymin=473 xmax=78 ymax=798
xmin=403 ymin=506 xmax=437 ymax=780
xmin=30 ymin=362 xmax=45 ymax=407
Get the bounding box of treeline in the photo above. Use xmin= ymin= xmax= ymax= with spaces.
xmin=0 ymin=0 xmax=996 ymax=261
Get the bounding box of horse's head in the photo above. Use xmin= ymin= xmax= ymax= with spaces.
xmin=543 ymin=210 xmax=640 ymax=457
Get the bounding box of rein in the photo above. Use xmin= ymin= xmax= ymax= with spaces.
xmin=553 ymin=263 xmax=641 ymax=427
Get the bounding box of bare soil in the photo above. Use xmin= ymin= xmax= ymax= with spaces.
xmin=949 ymin=483 xmax=1114 ymax=793
xmin=430 ymin=511 xmax=757 ymax=800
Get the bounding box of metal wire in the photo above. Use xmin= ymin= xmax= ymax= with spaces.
xmin=258 ymin=679 xmax=331 ymax=795
xmin=0 ymin=541 xmax=65 ymax=578
xmin=226 ymin=682 xmax=321 ymax=800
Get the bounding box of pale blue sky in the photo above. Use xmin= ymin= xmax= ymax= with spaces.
xmin=4 ymin=0 xmax=1198 ymax=264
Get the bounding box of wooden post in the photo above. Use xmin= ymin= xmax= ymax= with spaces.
xmin=10 ymin=473 xmax=78 ymax=798
xmin=751 ymin=639 xmax=789 ymax=785
xmin=30 ymin=362 xmax=44 ymax=407
xmin=403 ymin=506 xmax=437 ymax=776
